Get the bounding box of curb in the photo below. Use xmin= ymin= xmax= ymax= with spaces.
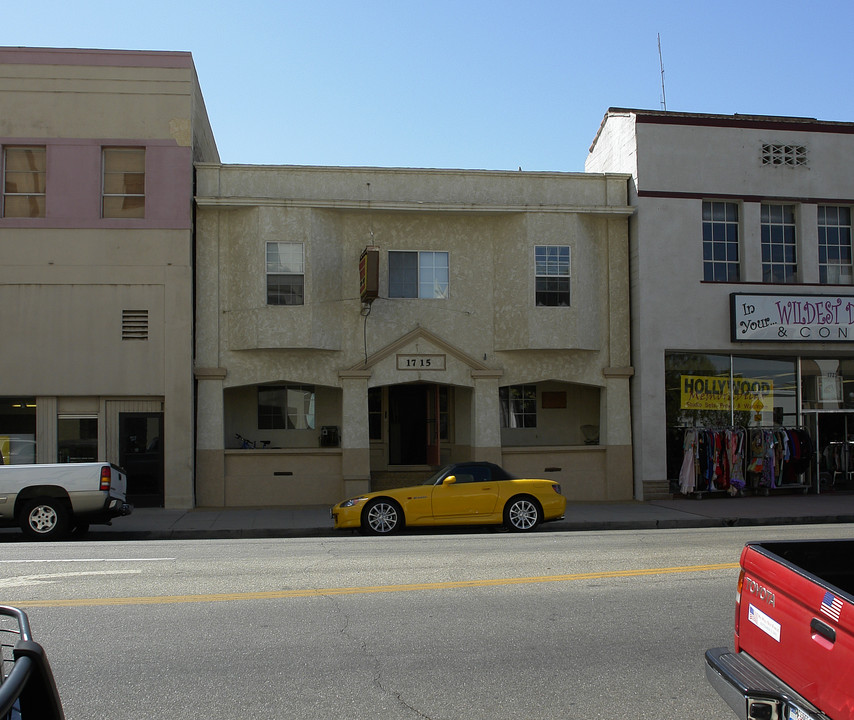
xmin=76 ymin=513 xmax=854 ymax=541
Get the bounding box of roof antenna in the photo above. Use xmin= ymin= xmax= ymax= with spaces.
xmin=658 ymin=33 xmax=667 ymax=111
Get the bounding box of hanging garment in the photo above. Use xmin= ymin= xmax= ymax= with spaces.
xmin=728 ymin=429 xmax=746 ymax=490
xmin=761 ymin=430 xmax=777 ymax=488
xmin=748 ymin=429 xmax=765 ymax=474
xmin=679 ymin=429 xmax=698 ymax=494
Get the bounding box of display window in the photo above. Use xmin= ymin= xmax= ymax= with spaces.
xmin=665 ymin=353 xmax=799 ymax=490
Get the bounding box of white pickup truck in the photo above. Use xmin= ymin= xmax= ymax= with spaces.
xmin=0 ymin=462 xmax=133 ymax=540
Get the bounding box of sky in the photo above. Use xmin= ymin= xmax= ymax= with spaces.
xmin=4 ymin=0 xmax=854 ymax=172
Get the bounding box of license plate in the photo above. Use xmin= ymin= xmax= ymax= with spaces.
xmin=788 ymin=703 xmax=817 ymax=720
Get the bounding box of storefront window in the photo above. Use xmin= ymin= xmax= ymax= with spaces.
xmin=731 ymin=356 xmax=797 ymax=427
xmin=665 ymin=353 xmax=732 ymax=429
xmin=57 ymin=416 xmax=98 ymax=462
xmin=0 ymin=398 xmax=36 ymax=464
xmin=665 ymin=354 xmax=797 ymax=480
xmin=801 ymin=358 xmax=854 ymax=410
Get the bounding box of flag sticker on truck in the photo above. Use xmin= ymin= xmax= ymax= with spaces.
xmin=748 ymin=603 xmax=781 ymax=642
xmin=820 ymin=591 xmax=843 ymax=622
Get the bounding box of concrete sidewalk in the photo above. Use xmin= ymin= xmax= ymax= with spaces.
xmin=68 ymin=490 xmax=854 ymax=540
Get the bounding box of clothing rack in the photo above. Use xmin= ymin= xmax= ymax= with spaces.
xmin=678 ymin=426 xmax=747 ymax=498
xmin=746 ymin=427 xmax=812 ymax=496
xmin=679 ymin=425 xmax=813 ymax=498
xmin=821 ymin=439 xmax=854 ymax=490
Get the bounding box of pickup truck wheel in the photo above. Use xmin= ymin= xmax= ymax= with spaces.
xmin=19 ymin=498 xmax=71 ymax=540
xmin=503 ymin=496 xmax=542 ymax=532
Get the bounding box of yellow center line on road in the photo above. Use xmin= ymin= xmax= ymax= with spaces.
xmin=11 ymin=562 xmax=740 ymax=609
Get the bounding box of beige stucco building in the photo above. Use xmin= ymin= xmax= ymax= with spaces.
xmin=194 ymin=164 xmax=634 ymax=506
xmin=0 ymin=47 xmax=218 ymax=507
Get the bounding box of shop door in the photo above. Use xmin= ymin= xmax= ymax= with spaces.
xmin=812 ymin=413 xmax=854 ymax=492
xmin=119 ymin=412 xmax=164 ymax=507
xmin=388 ymin=385 xmax=429 ymax=466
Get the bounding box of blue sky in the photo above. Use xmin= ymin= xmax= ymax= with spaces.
xmin=5 ymin=0 xmax=853 ymax=171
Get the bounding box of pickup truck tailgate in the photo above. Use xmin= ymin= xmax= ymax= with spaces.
xmin=738 ymin=541 xmax=854 ymax=719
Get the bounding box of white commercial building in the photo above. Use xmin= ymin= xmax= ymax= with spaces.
xmin=587 ymin=109 xmax=854 ymax=499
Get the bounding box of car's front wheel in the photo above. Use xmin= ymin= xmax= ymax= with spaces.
xmin=19 ymin=497 xmax=71 ymax=540
xmin=503 ymin=496 xmax=542 ymax=532
xmin=362 ymin=499 xmax=403 ymax=535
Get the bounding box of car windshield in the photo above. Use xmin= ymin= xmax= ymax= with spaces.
xmin=422 ymin=466 xmax=453 ymax=486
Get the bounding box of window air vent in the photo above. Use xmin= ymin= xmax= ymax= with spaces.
xmin=761 ymin=143 xmax=807 ymax=167
xmin=122 ymin=309 xmax=149 ymax=340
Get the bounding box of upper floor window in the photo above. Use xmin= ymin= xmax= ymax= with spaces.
xmin=102 ymin=147 xmax=145 ymax=218
xmin=3 ymin=146 xmax=46 ymax=218
xmin=535 ymin=245 xmax=571 ymax=305
xmin=818 ymin=206 xmax=853 ymax=285
xmin=702 ymin=201 xmax=740 ymax=282
xmin=258 ymin=385 xmax=315 ymax=430
xmin=499 ymin=384 xmax=537 ymax=428
xmin=761 ymin=204 xmax=797 ymax=283
xmin=389 ymin=251 xmax=448 ymax=298
xmin=266 ymin=242 xmax=304 ymax=305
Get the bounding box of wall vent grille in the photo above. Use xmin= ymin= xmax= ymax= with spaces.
xmin=122 ymin=309 xmax=149 ymax=340
xmin=761 ymin=143 xmax=807 ymax=167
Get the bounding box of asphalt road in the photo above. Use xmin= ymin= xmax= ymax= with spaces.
xmin=2 ymin=523 xmax=852 ymax=719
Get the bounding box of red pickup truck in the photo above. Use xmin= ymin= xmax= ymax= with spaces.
xmin=706 ymin=540 xmax=854 ymax=720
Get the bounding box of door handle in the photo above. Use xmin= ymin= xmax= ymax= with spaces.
xmin=811 ymin=617 xmax=836 ymax=648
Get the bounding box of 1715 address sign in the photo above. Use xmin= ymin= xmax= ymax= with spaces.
xmin=396 ymin=354 xmax=446 ymax=370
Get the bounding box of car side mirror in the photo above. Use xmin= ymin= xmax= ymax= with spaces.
xmin=443 ymin=475 xmax=457 ymax=485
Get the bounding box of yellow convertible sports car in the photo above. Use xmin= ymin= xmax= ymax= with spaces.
xmin=331 ymin=462 xmax=566 ymax=535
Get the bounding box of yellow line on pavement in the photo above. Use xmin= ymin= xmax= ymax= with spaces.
xmin=11 ymin=562 xmax=739 ymax=609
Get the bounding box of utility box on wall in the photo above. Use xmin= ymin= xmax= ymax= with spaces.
xmin=359 ymin=246 xmax=379 ymax=303
xmin=320 ymin=425 xmax=340 ymax=447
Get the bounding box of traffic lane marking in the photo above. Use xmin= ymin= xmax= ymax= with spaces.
xmin=0 ymin=558 xmax=175 ymax=564
xmin=0 ymin=570 xmax=141 ymax=589
xmin=10 ymin=562 xmax=739 ymax=608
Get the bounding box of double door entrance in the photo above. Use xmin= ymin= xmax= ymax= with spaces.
xmin=387 ymin=384 xmax=449 ymax=466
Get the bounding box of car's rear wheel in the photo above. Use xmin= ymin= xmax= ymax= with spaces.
xmin=362 ymin=499 xmax=403 ymax=535
xmin=19 ymin=497 xmax=71 ymax=540
xmin=503 ymin=496 xmax=542 ymax=532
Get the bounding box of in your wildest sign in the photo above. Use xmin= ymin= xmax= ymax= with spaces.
xmin=732 ymin=293 xmax=854 ymax=342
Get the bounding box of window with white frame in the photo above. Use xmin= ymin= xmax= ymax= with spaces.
xmin=761 ymin=204 xmax=797 ymax=283
xmin=535 ymin=245 xmax=571 ymax=305
xmin=499 ymin=384 xmax=537 ymax=428
xmin=702 ymin=201 xmax=740 ymax=282
xmin=3 ymin=146 xmax=46 ymax=218
xmin=388 ymin=251 xmax=448 ymax=298
xmin=266 ymin=242 xmax=304 ymax=305
xmin=818 ymin=206 xmax=853 ymax=285
xmin=102 ymin=147 xmax=145 ymax=218
xmin=258 ymin=385 xmax=315 ymax=429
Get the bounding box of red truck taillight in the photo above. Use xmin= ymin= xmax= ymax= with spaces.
xmin=734 ymin=569 xmax=745 ymax=648
xmin=100 ymin=466 xmax=112 ymax=491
